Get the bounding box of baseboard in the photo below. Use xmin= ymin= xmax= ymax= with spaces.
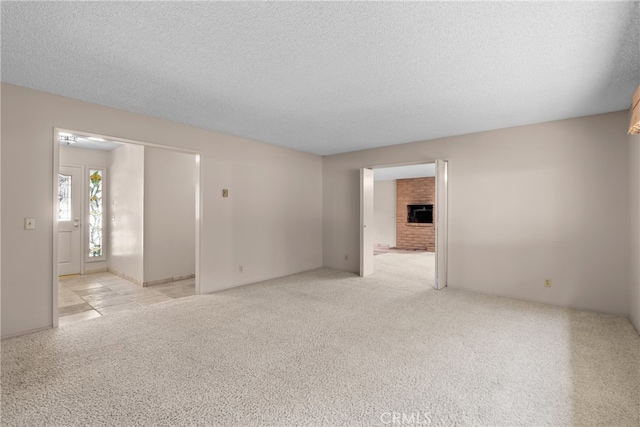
xmin=447 ymin=284 xmax=630 ymax=318
xmin=202 ymin=266 xmax=324 ymax=295
xmin=144 ymin=274 xmax=195 ymax=287
xmin=107 ymin=268 xmax=143 ymax=286
xmin=631 ymin=316 xmax=640 ymax=336
xmin=84 ymin=266 xmax=108 ymax=275
xmin=1 ymin=325 xmax=51 ymax=340
xmin=107 ymin=269 xmax=196 ymax=287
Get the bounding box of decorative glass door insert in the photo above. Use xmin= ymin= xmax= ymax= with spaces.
xmin=88 ymin=169 xmax=103 ymax=258
xmin=58 ymin=174 xmax=72 ymax=221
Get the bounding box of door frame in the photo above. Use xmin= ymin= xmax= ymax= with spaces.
xmin=434 ymin=159 xmax=448 ymax=290
xmin=52 ymin=128 xmax=203 ymax=327
xmin=359 ymin=159 xmax=450 ymax=289
xmin=360 ymin=168 xmax=374 ymax=277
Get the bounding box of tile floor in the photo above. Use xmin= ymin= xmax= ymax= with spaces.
xmin=58 ymin=272 xmax=196 ymax=326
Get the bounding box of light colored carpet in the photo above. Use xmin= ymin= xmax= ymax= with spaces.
xmin=2 ymin=253 xmax=638 ymax=426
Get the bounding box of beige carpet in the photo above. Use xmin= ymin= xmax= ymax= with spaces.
xmin=2 ymin=253 xmax=638 ymax=426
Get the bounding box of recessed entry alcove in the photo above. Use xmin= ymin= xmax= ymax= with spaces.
xmin=54 ymin=129 xmax=201 ymax=326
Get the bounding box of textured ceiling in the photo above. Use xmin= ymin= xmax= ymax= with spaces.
xmin=2 ymin=2 xmax=639 ymax=156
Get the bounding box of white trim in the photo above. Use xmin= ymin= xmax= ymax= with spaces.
xmin=435 ymin=159 xmax=449 ymax=290
xmin=195 ymin=153 xmax=202 ymax=294
xmin=52 ymin=129 xmax=60 ymax=327
xmin=56 ymin=127 xmax=202 ymax=156
xmin=1 ymin=326 xmax=52 ymax=341
xmin=449 ymin=285 xmax=631 ymax=318
xmin=203 ymin=267 xmax=322 ymax=294
xmin=360 ymin=167 xmax=374 ymax=277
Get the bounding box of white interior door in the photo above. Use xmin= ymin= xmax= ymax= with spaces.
xmin=58 ymin=165 xmax=82 ymax=276
xmin=435 ymin=159 xmax=448 ymax=289
xmin=360 ymin=167 xmax=374 ymax=277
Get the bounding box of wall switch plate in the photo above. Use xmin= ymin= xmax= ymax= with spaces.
xmin=24 ymin=218 xmax=35 ymax=230
xmin=222 ymin=189 xmax=229 ymax=198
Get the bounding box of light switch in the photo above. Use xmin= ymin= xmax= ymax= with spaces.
xmin=222 ymin=189 xmax=229 ymax=198
xmin=25 ymin=218 xmax=35 ymax=230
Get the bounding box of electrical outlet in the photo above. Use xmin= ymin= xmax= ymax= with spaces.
xmin=544 ymin=279 xmax=551 ymax=288
xmin=222 ymin=189 xmax=229 ymax=198
xmin=239 ymin=265 xmax=243 ymax=273
xmin=24 ymin=218 xmax=35 ymax=230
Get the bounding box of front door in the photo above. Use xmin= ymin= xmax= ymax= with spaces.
xmin=58 ymin=165 xmax=82 ymax=276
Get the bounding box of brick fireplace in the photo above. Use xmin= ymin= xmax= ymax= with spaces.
xmin=396 ymin=177 xmax=435 ymax=251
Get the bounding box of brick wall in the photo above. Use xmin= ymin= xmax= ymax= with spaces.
xmin=396 ymin=177 xmax=435 ymax=251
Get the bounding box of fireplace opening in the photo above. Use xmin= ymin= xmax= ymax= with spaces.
xmin=407 ymin=204 xmax=433 ymax=224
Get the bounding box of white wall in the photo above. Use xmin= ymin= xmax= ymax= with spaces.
xmin=63 ymin=145 xmax=197 ymax=284
xmin=60 ymin=145 xmax=110 ymax=168
xmin=373 ymin=180 xmax=396 ymax=247
xmin=629 ymin=108 xmax=640 ymax=332
xmin=108 ymin=144 xmax=145 ymax=283
xmin=323 ymin=111 xmax=631 ymax=315
xmin=60 ymin=145 xmax=197 ymax=283
xmin=59 ymin=146 xmax=111 ymax=273
xmin=144 ymin=147 xmax=196 ymax=283
xmin=0 ymin=83 xmax=323 ymax=337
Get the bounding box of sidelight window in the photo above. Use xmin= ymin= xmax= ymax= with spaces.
xmin=88 ymin=169 xmax=103 ymax=258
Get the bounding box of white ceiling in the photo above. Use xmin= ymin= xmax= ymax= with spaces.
xmin=59 ymin=134 xmax=123 ymax=152
xmin=2 ymin=2 xmax=639 ymax=156
xmin=374 ymin=164 xmax=435 ymax=182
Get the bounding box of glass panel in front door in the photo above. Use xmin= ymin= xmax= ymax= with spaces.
xmin=58 ymin=174 xmax=72 ymax=221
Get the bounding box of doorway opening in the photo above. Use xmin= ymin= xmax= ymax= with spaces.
xmin=360 ymin=160 xmax=448 ymax=289
xmin=52 ymin=129 xmax=202 ymax=327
